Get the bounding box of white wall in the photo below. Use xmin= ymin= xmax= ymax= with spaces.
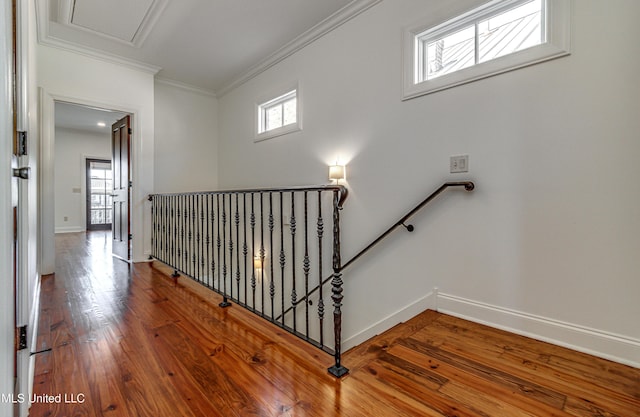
xmin=154 ymin=81 xmax=219 ymax=193
xmin=54 ymin=127 xmax=111 ymax=232
xmin=218 ymin=0 xmax=640 ymax=366
xmin=38 ymin=44 xmax=156 ymax=269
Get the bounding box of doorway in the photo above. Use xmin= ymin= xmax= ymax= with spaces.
xmin=39 ymin=91 xmax=146 ymax=275
xmin=85 ymin=158 xmax=113 ymax=231
xmin=51 ymin=101 xmax=130 ymax=257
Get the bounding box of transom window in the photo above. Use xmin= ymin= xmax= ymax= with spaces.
xmin=403 ymin=0 xmax=571 ymax=99
xmin=256 ymin=86 xmax=301 ymax=141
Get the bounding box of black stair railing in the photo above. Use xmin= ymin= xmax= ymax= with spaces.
xmin=148 ymin=181 xmax=474 ymax=378
xmin=277 ymin=181 xmax=475 ymax=324
xmin=148 ymin=185 xmax=349 ymax=377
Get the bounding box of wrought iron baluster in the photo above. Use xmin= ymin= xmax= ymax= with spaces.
xmin=242 ymin=194 xmax=248 ymax=306
xmin=328 ymin=190 xmax=348 ymax=377
xmin=211 ymin=195 xmax=216 ymax=288
xmin=187 ymin=195 xmax=194 ymax=276
xmin=216 ymin=194 xmax=221 ymax=293
xmin=303 ymin=191 xmax=310 ymax=339
xmin=236 ymin=193 xmax=242 ymax=303
xmin=221 ymin=193 xmax=230 ymax=307
xmin=250 ymin=193 xmax=256 ymax=310
xmin=269 ymin=192 xmax=275 ymax=320
xmin=289 ymin=192 xmax=297 ymax=330
xmin=228 ymin=193 xmax=234 ymax=301
xmin=203 ymin=195 xmax=211 ymax=288
xmin=260 ymin=193 xmax=265 ymax=317
xmin=153 ymin=196 xmax=158 ymax=259
xmin=181 ymin=195 xmax=185 ymax=274
xmin=317 ymin=191 xmax=324 ymax=347
xmin=166 ymin=196 xmax=171 ymax=263
xmin=279 ymin=192 xmax=286 ymax=326
xmin=197 ymin=195 xmax=203 ymax=282
xmin=162 ymin=195 xmax=166 ymax=261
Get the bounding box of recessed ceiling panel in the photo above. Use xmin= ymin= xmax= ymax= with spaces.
xmin=71 ymin=0 xmax=155 ymax=43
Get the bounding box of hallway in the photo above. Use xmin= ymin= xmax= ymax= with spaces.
xmin=29 ymin=232 xmax=640 ymax=416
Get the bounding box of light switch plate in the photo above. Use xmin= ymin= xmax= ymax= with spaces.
xmin=450 ymin=155 xmax=469 ymax=173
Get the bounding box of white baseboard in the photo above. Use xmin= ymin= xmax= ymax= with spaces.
xmin=54 ymin=226 xmax=84 ymax=233
xmin=343 ymin=290 xmax=437 ymax=351
xmin=437 ymin=292 xmax=640 ymax=369
xmin=343 ymin=289 xmax=640 ymax=368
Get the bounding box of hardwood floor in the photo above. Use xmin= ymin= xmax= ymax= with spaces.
xmin=30 ymin=231 xmax=639 ymax=416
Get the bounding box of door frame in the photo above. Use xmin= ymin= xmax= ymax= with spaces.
xmin=39 ymin=91 xmax=142 ymax=274
xmin=1 ymin=0 xmax=15 ymax=414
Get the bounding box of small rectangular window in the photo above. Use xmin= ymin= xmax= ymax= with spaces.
xmin=404 ymin=0 xmax=571 ymax=99
xmin=256 ymin=86 xmax=301 ymax=141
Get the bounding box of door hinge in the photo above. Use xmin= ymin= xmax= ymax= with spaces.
xmin=128 ymin=234 xmax=133 ymax=240
xmin=128 ymin=127 xmax=132 ymax=135
xmin=16 ymin=326 xmax=27 ymax=351
xmin=17 ymin=131 xmax=27 ymax=156
xmin=12 ymin=167 xmax=30 ymax=180
xmin=128 ymin=180 xmax=133 ymax=188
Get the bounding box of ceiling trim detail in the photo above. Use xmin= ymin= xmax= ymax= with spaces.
xmin=35 ymin=0 xmax=162 ymax=75
xmin=35 ymin=0 xmax=382 ymax=94
xmin=56 ymin=0 xmax=169 ymax=48
xmin=216 ymin=0 xmax=383 ymax=97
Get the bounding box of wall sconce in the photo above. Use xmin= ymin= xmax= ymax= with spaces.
xmin=329 ymin=164 xmax=346 ymax=184
xmin=254 ymin=256 xmax=263 ymax=271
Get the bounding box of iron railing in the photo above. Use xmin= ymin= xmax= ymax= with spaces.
xmin=148 ymin=185 xmax=349 ymax=377
xmin=149 ymin=181 xmax=474 ymax=378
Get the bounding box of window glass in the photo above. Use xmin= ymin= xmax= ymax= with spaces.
xmin=256 ymin=87 xmax=301 ymax=141
xmin=478 ymin=0 xmax=543 ymax=63
xmin=403 ymin=0 xmax=571 ymax=100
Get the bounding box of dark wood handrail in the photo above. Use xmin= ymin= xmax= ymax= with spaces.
xmin=279 ymin=181 xmax=475 ymax=318
xmin=148 ymin=184 xmax=349 ymax=208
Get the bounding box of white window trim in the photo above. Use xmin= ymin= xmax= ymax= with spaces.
xmin=255 ymin=83 xmax=302 ymax=142
xmin=402 ymin=0 xmax=572 ymax=100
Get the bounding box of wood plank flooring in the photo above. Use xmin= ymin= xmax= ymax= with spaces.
xmin=30 ymin=231 xmax=639 ymax=416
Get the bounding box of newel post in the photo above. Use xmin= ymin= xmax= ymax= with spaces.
xmin=328 ymin=189 xmax=349 ymax=378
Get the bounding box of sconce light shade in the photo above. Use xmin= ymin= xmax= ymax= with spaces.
xmin=253 ymin=256 xmax=262 ymax=270
xmin=329 ymin=164 xmax=345 ymax=182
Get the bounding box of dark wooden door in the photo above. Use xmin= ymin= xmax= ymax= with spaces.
xmin=112 ymin=116 xmax=131 ymax=261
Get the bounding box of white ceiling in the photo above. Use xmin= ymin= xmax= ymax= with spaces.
xmin=39 ymin=0 xmax=374 ymax=94
xmin=55 ymin=101 xmax=128 ymax=135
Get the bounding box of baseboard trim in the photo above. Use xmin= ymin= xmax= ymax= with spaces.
xmin=54 ymin=226 xmax=84 ymax=233
xmin=343 ymin=290 xmax=437 ymax=351
xmin=343 ymin=289 xmax=640 ymax=368
xmin=437 ymin=292 xmax=640 ymax=368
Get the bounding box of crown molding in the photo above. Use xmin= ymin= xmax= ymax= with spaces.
xmin=155 ymin=77 xmax=217 ymax=98
xmin=216 ymin=0 xmax=382 ymax=97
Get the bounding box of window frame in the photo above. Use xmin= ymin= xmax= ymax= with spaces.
xmin=255 ymin=83 xmax=302 ymax=142
xmin=402 ymin=0 xmax=571 ymax=100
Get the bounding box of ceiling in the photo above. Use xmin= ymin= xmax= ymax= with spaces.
xmin=39 ymin=0 xmax=375 ymax=95
xmin=55 ymin=101 xmax=128 ymax=135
